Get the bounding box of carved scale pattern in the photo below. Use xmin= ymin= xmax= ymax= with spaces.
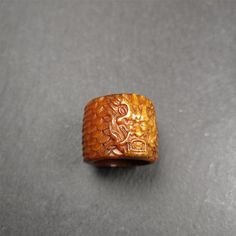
xmin=82 ymin=94 xmax=158 ymax=162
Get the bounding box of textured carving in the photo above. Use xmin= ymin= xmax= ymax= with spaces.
xmin=82 ymin=94 xmax=158 ymax=166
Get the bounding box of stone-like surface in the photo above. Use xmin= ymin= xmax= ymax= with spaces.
xmin=0 ymin=0 xmax=236 ymax=235
xmin=83 ymin=94 xmax=158 ymax=166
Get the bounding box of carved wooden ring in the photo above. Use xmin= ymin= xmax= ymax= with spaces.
xmin=82 ymin=93 xmax=158 ymax=167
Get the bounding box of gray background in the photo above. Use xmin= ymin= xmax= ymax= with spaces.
xmin=0 ymin=0 xmax=236 ymax=235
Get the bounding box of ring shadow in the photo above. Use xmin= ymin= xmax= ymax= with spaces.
xmin=94 ymin=161 xmax=160 ymax=181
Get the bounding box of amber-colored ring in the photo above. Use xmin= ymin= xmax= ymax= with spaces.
xmin=82 ymin=93 xmax=158 ymax=167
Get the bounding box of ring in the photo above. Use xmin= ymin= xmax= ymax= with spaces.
xmin=82 ymin=93 xmax=158 ymax=167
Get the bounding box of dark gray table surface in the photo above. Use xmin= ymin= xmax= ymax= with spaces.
xmin=0 ymin=0 xmax=236 ymax=235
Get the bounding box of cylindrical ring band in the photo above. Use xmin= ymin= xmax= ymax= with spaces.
xmin=82 ymin=93 xmax=158 ymax=167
